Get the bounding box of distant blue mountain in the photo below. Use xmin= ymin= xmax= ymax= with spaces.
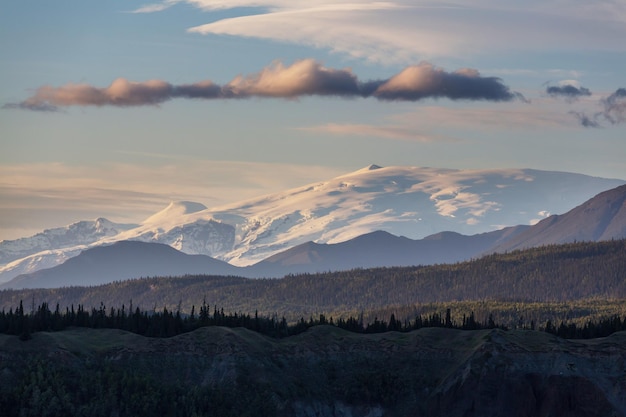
xmin=1 ymin=241 xmax=241 ymax=289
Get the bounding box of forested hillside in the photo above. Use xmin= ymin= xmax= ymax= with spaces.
xmin=1 ymin=240 xmax=624 ymax=327
xmin=1 ymin=241 xmax=626 ymax=417
xmin=2 ymin=326 xmax=625 ymax=417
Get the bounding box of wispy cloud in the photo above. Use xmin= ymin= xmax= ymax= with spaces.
xmin=297 ymin=102 xmax=579 ymax=144
xmin=0 ymin=160 xmax=346 ymax=240
xmin=601 ymin=88 xmax=626 ymax=125
xmin=2 ymin=102 xmax=59 ymax=112
xmin=155 ymin=0 xmax=626 ymax=63
xmin=567 ymin=88 xmax=626 ymax=128
xmin=131 ymin=0 xmax=181 ymax=13
xmin=297 ymin=123 xmax=447 ymax=142
xmin=4 ymin=60 xmax=523 ymax=111
xmin=569 ymin=111 xmax=601 ymax=128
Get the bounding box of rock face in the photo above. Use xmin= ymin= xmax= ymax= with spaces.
xmin=1 ymin=326 xmax=624 ymax=417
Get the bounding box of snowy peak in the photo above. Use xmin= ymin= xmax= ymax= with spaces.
xmin=0 ymin=218 xmax=137 ymax=265
xmin=111 ymin=200 xmax=233 ymax=258
xmin=338 ymin=163 xmax=386 ymax=178
xmin=142 ymin=201 xmax=208 ymax=225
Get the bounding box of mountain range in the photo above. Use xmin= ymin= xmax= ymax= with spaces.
xmin=261 ymin=182 xmax=626 ymax=276
xmin=2 ymin=181 xmax=625 ymax=289
xmin=1 ymin=165 xmax=625 ymax=287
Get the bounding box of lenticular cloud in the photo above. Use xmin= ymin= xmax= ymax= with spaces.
xmin=7 ymin=60 xmax=522 ymax=111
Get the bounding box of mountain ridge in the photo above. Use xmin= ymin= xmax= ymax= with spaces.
xmin=3 ymin=181 xmax=626 ymax=289
xmin=2 ymin=240 xmax=242 ymax=289
xmin=1 ymin=165 xmax=624 ymax=284
xmin=489 ymin=184 xmax=626 ymax=253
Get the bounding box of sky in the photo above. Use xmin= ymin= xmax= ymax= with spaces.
xmin=1 ymin=0 xmax=625 ymax=240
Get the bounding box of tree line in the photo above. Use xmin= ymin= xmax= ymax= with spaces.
xmin=2 ymin=299 xmax=625 ymax=341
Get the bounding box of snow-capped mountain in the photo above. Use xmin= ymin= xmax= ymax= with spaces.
xmin=0 ymin=218 xmax=136 ymax=265
xmin=1 ymin=165 xmax=624 ymax=284
xmin=207 ymin=165 xmax=625 ymax=265
xmin=0 ymin=202 xmax=236 ymax=284
xmin=5 ymin=183 xmax=626 ymax=289
xmin=113 ymin=201 xmax=235 ymax=255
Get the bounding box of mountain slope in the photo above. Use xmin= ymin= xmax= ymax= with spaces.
xmin=209 ymin=166 xmax=625 ymax=265
xmin=252 ymin=227 xmax=529 ymax=276
xmin=1 ymin=241 xmax=242 ymax=289
xmin=255 ymin=184 xmax=626 ymax=276
xmin=489 ymin=184 xmax=626 ymax=253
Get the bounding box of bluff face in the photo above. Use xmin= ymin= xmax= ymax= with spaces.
xmin=1 ymin=326 xmax=624 ymax=417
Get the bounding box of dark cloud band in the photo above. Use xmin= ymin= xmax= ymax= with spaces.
xmin=5 ymin=60 xmax=523 ymax=111
xmin=546 ymin=84 xmax=592 ymax=100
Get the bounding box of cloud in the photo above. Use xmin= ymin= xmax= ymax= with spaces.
xmin=546 ymin=84 xmax=592 ymax=101
xmin=568 ymin=88 xmax=626 ymax=128
xmin=2 ymin=102 xmax=59 ymax=112
xmin=7 ymin=79 xmax=175 ymax=111
xmin=601 ymin=88 xmax=626 ymax=125
xmin=569 ymin=111 xmax=601 ymax=128
xmin=224 ymin=60 xmax=361 ymax=98
xmin=298 ymin=102 xmax=578 ymax=145
xmin=390 ymin=104 xmax=575 ymax=132
xmin=131 ymin=0 xmax=181 ymax=13
xmin=298 ymin=123 xmax=445 ymax=142
xmin=5 ymin=60 xmax=523 ymax=110
xmin=298 ymin=98 xmax=590 ymax=144
xmin=0 ymin=160 xmax=346 ymax=240
xmin=175 ymin=81 xmax=223 ymax=99
xmin=176 ymin=0 xmax=626 ymax=63
xmin=372 ymin=64 xmax=522 ymax=102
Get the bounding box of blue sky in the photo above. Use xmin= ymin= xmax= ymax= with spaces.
xmin=1 ymin=0 xmax=625 ymax=240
